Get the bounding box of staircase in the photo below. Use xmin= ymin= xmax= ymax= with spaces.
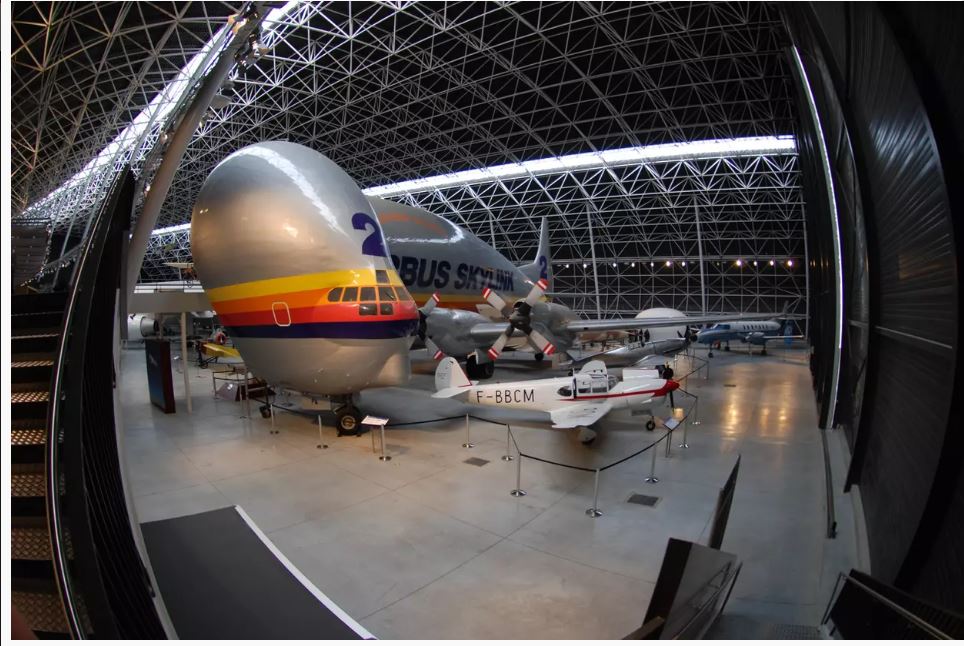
xmin=10 ymin=291 xmax=82 ymax=638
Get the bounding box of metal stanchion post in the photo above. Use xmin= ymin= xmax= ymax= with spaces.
xmin=645 ymin=441 xmax=660 ymax=483
xmin=379 ymin=424 xmax=391 ymax=461
xmin=212 ymin=372 xmax=217 ymax=398
xmin=317 ymin=414 xmax=328 ymax=449
xmin=510 ymin=447 xmax=526 ymax=497
xmin=665 ymin=422 xmax=673 ymax=458
xmin=501 ymin=425 xmax=514 ymax=461
xmin=462 ymin=413 xmax=474 ymax=448
xmin=269 ymin=401 xmax=277 ymax=435
xmin=679 ymin=414 xmax=690 ymax=449
xmin=585 ymin=469 xmax=603 ymax=517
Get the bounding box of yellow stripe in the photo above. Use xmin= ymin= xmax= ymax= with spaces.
xmin=208 ymin=268 xmax=403 ymax=302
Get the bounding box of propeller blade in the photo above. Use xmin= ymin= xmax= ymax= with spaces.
xmin=524 ymin=277 xmax=549 ymax=307
xmin=527 ymin=328 xmax=556 ymax=356
xmin=426 ymin=337 xmax=445 ymax=361
xmin=486 ymin=325 xmax=514 ymax=360
xmin=420 ymin=291 xmax=441 ymax=317
xmin=481 ymin=287 xmax=508 ymax=314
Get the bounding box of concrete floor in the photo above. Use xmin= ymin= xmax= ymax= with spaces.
xmin=118 ymin=343 xmax=860 ymax=639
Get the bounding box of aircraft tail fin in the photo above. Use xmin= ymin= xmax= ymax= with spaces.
xmin=519 ymin=217 xmax=552 ymax=291
xmin=433 ymin=357 xmax=473 ymax=399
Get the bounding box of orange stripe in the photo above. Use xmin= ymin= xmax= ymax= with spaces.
xmin=219 ymin=302 xmax=419 ymax=327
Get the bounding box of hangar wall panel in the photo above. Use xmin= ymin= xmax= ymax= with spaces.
xmin=788 ymin=3 xmax=963 ymax=610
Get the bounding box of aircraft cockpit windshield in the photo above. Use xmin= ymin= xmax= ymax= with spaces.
xmin=709 ymin=323 xmax=731 ymax=330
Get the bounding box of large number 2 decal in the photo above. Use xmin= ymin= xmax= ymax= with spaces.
xmin=538 ymin=255 xmax=549 ymax=280
xmin=351 ymin=212 xmax=388 ymax=258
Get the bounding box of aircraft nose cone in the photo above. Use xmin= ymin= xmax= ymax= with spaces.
xmin=668 ymin=379 xmax=680 ymax=391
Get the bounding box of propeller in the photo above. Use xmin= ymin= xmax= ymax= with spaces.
xmin=415 ymin=292 xmax=440 ymax=342
xmin=481 ymin=278 xmax=557 ymax=360
xmin=411 ymin=292 xmax=446 ymax=360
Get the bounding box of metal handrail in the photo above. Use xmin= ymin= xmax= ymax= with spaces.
xmin=44 ymin=166 xmax=127 ymax=638
xmin=672 ymin=561 xmax=742 ymax=639
xmin=822 ymin=572 xmax=953 ymax=639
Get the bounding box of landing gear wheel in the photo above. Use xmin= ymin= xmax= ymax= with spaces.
xmin=534 ymin=352 xmax=544 ymax=362
xmin=724 ymin=345 xmax=730 ymax=352
xmin=761 ymin=347 xmax=768 ymax=356
xmin=466 ymin=356 xmax=494 ymax=380
xmin=577 ymin=427 xmax=597 ymax=445
xmin=259 ymin=404 xmax=271 ymax=419
xmin=708 ymin=351 xmax=714 ymax=358
xmin=336 ymin=407 xmax=361 ymax=436
xmin=646 ymin=419 xmax=656 ymax=431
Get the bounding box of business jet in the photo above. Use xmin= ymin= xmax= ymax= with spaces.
xmin=433 ymin=357 xmax=679 ymax=444
xmin=696 ymin=317 xmax=801 ymax=356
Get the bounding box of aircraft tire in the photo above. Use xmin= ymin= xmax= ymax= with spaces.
xmin=761 ymin=347 xmax=768 ymax=356
xmin=465 ymin=357 xmax=483 ymax=380
xmin=646 ymin=419 xmax=656 ymax=431
xmin=534 ymin=352 xmax=544 ymax=362
xmin=484 ymin=362 xmax=495 ymax=379
xmin=336 ymin=407 xmax=361 ymax=436
xmin=708 ymin=351 xmax=714 ymax=358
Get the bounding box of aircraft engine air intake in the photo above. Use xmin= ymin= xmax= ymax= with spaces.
xmin=191 ymin=141 xmax=419 ymax=395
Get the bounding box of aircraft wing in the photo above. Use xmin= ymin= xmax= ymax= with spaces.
xmin=563 ymin=312 xmax=793 ymax=335
xmin=468 ymin=322 xmax=528 ymax=343
xmin=549 ymin=401 xmax=613 ymax=429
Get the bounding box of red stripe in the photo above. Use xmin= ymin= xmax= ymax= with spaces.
xmin=433 ymin=350 xmax=444 ymax=360
xmin=487 ymin=348 xmax=500 ymax=360
xmin=537 ymin=278 xmax=548 ymax=290
xmin=557 ymin=388 xmax=662 ymax=401
xmin=431 ymin=292 xmax=440 ymax=302
xmin=482 ymin=287 xmax=491 ymax=299
xmin=542 ymin=342 xmax=555 ymax=355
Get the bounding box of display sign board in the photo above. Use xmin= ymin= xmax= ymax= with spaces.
xmin=145 ymin=339 xmax=176 ymax=414
xmin=361 ymin=415 xmax=389 ymax=426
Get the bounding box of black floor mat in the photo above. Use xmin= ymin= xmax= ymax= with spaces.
xmin=141 ymin=506 xmax=367 ymax=639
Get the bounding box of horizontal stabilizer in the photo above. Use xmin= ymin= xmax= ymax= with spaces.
xmin=432 ymin=387 xmax=472 ymax=400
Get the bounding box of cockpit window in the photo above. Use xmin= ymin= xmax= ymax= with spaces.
xmin=342 ymin=286 xmax=358 ymax=302
xmin=608 ymin=375 xmax=618 ymax=390
xmin=712 ymin=324 xmax=731 ymax=331
xmin=327 ymin=287 xmax=343 ymax=303
xmin=378 ymin=287 xmax=396 ymax=302
xmin=376 ymin=270 xmax=390 ymax=284
xmin=557 ymin=386 xmax=572 ymax=397
xmin=359 ymin=287 xmax=376 ymax=302
xmin=359 ymin=303 xmax=376 ymax=316
xmin=591 ymin=377 xmax=608 ymax=394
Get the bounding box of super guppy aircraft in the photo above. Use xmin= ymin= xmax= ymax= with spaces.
xmin=192 ymin=141 xmax=422 ymax=432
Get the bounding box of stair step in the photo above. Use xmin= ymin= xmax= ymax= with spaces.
xmin=12 ymin=426 xmax=47 ymax=465
xmin=12 ymin=332 xmax=60 ymax=354
xmin=12 ymin=357 xmax=55 ymax=384
xmin=12 ymin=469 xmax=46 ymax=498
xmin=11 ymin=311 xmax=63 ymax=330
xmin=12 ymin=292 xmax=68 ymax=314
xmin=12 ymin=523 xmax=53 ymax=560
xmin=11 ymin=589 xmax=70 ymax=635
xmin=12 ymin=390 xmax=50 ymax=404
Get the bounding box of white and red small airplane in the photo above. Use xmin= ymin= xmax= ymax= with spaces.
xmin=433 ymin=356 xmax=679 ymax=443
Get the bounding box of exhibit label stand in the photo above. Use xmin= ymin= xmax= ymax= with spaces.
xmin=364 ymin=415 xmax=391 ymax=461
